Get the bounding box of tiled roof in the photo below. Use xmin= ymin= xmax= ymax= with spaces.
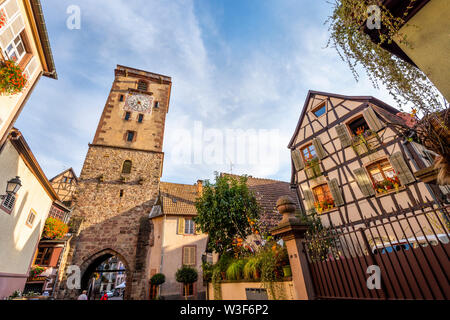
xmin=160 ymin=182 xmax=199 ymax=216
xmin=222 ymin=173 xmax=301 ymax=231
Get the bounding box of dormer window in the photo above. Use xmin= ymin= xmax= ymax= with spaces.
xmin=312 ymin=102 xmax=326 ymax=117
xmin=348 ymin=116 xmax=370 ymax=136
xmin=137 ymin=80 xmax=148 ymax=91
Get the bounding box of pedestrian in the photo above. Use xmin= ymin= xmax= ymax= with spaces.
xmin=77 ymin=290 xmax=88 ymax=300
xmin=100 ymin=291 xmax=108 ymax=300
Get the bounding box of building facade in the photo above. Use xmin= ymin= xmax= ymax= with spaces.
xmin=0 ymin=128 xmax=58 ymax=298
xmin=59 ymin=65 xmax=172 ymax=300
xmin=0 ymin=0 xmax=56 ymax=147
xmin=288 ymin=90 xmax=449 ymax=239
xmin=49 ymin=168 xmax=78 ymax=209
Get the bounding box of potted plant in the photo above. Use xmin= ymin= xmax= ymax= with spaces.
xmin=150 ymin=273 xmax=165 ymax=299
xmin=43 ymin=217 xmax=69 ymax=240
xmin=0 ymin=60 xmax=27 ymax=95
xmin=243 ymin=257 xmax=261 ymax=280
xmin=175 ymin=266 xmax=198 ymax=300
xmin=225 ymin=259 xmax=246 ymax=281
xmin=29 ymin=265 xmax=46 ymax=278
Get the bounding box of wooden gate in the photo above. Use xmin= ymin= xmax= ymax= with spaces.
xmin=304 ymin=202 xmax=450 ymax=299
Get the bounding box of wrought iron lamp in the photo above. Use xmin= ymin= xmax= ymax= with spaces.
xmin=2 ymin=176 xmax=22 ymax=197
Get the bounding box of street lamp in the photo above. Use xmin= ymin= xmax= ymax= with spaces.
xmin=5 ymin=176 xmax=22 ymax=195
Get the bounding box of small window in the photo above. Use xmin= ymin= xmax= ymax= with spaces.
xmin=312 ymin=102 xmax=326 ymax=117
xmin=312 ymin=184 xmax=335 ymax=212
xmin=183 ymin=246 xmax=196 ymax=266
xmin=154 ymin=101 xmax=160 ymax=108
xmin=119 ymin=190 xmax=124 ymax=198
xmin=185 ymin=219 xmax=195 ymax=235
xmin=1 ymin=194 xmax=16 ymax=213
xmin=137 ymin=80 xmax=148 ymax=91
xmin=126 ymin=131 xmax=135 ymax=142
xmin=301 ymin=144 xmax=317 ymax=162
xmin=35 ymin=247 xmax=53 ymax=266
xmin=367 ymin=159 xmax=401 ymax=193
xmin=119 ymin=95 xmax=124 ymax=102
xmin=122 ymin=160 xmax=132 ymax=174
xmin=68 ymin=178 xmax=73 ymax=184
xmin=5 ymin=34 xmax=26 ymax=62
xmin=348 ymin=116 xmax=370 ymax=136
xmin=26 ymin=210 xmax=36 ymax=227
xmin=138 ymin=114 xmax=144 ymax=123
xmin=124 ymin=112 xmax=131 ymax=121
xmin=63 ymin=177 xmax=68 ymax=183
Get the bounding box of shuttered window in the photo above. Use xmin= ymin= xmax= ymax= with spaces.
xmin=303 ymin=189 xmax=315 ymax=210
xmin=301 ymin=144 xmax=317 ymax=162
xmin=1 ymin=193 xmax=15 ymax=212
xmin=328 ymin=179 xmax=344 ymax=206
xmin=312 ymin=137 xmax=327 ymax=160
xmin=0 ymin=0 xmax=25 ymax=57
xmin=362 ymin=106 xmax=384 ymax=132
xmin=182 ymin=246 xmax=196 ymax=266
xmin=185 ymin=219 xmax=194 ymax=235
xmin=353 ymin=168 xmax=375 ymax=197
xmin=291 ymin=149 xmax=304 ymax=171
xmin=177 ymin=217 xmax=185 ymax=234
xmin=389 ymin=152 xmax=415 ymax=185
xmin=335 ymin=124 xmax=352 ymax=148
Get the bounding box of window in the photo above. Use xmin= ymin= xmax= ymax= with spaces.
xmin=137 ymin=80 xmax=148 ymax=91
xmin=35 ymin=247 xmax=53 ymax=266
xmin=183 ymin=283 xmax=194 ymax=296
xmin=126 ymin=131 xmax=135 ymax=142
xmin=348 ymin=116 xmax=370 ymax=136
xmin=119 ymin=190 xmax=124 ymax=198
xmin=183 ymin=246 xmax=196 ymax=266
xmin=154 ymin=101 xmax=160 ymax=108
xmin=367 ymin=159 xmax=401 ymax=193
xmin=63 ymin=177 xmax=68 ymax=183
xmin=1 ymin=193 xmax=16 ymax=213
xmin=119 ymin=95 xmax=124 ymax=102
xmin=68 ymin=178 xmax=73 ymax=184
xmin=138 ymin=114 xmax=144 ymax=123
xmin=312 ymin=102 xmax=326 ymax=117
xmin=301 ymin=144 xmax=317 ymax=162
xmin=124 ymin=112 xmax=131 ymax=121
xmin=312 ymin=184 xmax=334 ymax=212
xmin=26 ymin=210 xmax=36 ymax=227
xmin=4 ymin=34 xmax=26 ymax=62
xmin=122 ymin=160 xmax=132 ymax=174
xmin=185 ymin=219 xmax=195 ymax=235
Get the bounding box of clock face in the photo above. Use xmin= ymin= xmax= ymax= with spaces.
xmin=124 ymin=93 xmax=153 ymax=113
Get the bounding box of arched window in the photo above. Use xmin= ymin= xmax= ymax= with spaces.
xmin=122 ymin=160 xmax=132 ymax=174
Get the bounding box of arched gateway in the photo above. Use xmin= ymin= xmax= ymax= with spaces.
xmin=57 ymin=66 xmax=172 ymax=300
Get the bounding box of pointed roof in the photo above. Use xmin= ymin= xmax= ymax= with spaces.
xmin=287 ymin=90 xmax=401 ymax=149
xmin=49 ymin=168 xmax=78 ymax=183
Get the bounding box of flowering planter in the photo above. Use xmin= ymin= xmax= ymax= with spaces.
xmin=0 ymin=60 xmax=27 ymax=96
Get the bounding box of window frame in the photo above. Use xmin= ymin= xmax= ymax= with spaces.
xmin=137 ymin=114 xmax=144 ymax=123
xmin=124 ymin=111 xmax=131 ymax=121
xmin=26 ymin=209 xmax=36 ymax=227
xmin=126 ymin=131 xmax=135 ymax=142
xmin=182 ymin=245 xmax=196 ymax=266
xmin=312 ymin=183 xmax=335 ymax=213
xmin=184 ymin=219 xmax=195 ymax=235
xmin=301 ymin=143 xmax=317 ymax=163
xmin=34 ymin=247 xmax=53 ymax=266
xmin=346 ymin=115 xmax=370 ymax=137
xmin=1 ymin=193 xmax=16 ymax=214
xmin=365 ymin=158 xmax=401 ymax=193
xmin=137 ymin=80 xmax=148 ymax=92
xmin=311 ymin=101 xmax=326 ymax=118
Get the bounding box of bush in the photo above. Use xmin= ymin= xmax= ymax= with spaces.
xmin=43 ymin=217 xmax=69 ymax=240
xmin=0 ymin=60 xmax=27 ymax=95
xmin=226 ymin=260 xmax=246 ymax=281
xmin=150 ymin=273 xmax=165 ymax=286
xmin=175 ymin=266 xmax=198 ymax=285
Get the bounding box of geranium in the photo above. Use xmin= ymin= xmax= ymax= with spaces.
xmin=0 ymin=10 xmax=6 ymax=29
xmin=0 ymin=60 xmax=27 ymax=95
xmin=43 ymin=217 xmax=69 ymax=240
xmin=29 ymin=265 xmax=46 ymax=278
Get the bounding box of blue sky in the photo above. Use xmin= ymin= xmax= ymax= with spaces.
xmin=16 ymin=0 xmax=400 ymax=185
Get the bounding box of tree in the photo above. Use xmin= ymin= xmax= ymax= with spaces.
xmin=175 ymin=266 xmax=198 ymax=300
xmin=194 ymin=174 xmax=260 ymax=256
xmin=150 ymin=273 xmax=165 ymax=299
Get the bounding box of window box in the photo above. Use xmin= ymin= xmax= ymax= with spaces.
xmin=305 ymin=157 xmax=322 ymax=179
xmin=351 ymin=129 xmax=380 ymax=156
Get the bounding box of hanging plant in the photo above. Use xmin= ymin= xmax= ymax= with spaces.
xmin=0 ymin=10 xmax=6 ymax=29
xmin=43 ymin=217 xmax=69 ymax=240
xmin=0 ymin=60 xmax=27 ymax=95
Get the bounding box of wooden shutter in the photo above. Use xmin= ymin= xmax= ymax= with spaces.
xmin=183 ymin=246 xmax=195 ymax=266
xmin=177 ymin=218 xmax=185 ymax=235
xmin=389 ymin=152 xmax=415 ymax=185
xmin=335 ymin=124 xmax=352 ymax=148
xmin=353 ymin=168 xmax=375 ymax=197
xmin=291 ymin=149 xmax=304 ymax=171
xmin=313 ymin=137 xmax=327 ymax=160
xmin=303 ymin=189 xmax=315 ymax=210
xmin=327 ymin=179 xmax=344 ymax=206
xmin=363 ymin=106 xmax=384 ymax=132
xmin=0 ymin=1 xmax=23 ymax=50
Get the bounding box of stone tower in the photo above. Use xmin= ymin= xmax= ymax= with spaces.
xmin=60 ymin=66 xmax=171 ymax=300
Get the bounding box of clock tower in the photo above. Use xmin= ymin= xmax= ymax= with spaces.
xmin=59 ymin=66 xmax=172 ymax=300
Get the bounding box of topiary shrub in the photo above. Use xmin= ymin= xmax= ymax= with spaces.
xmin=150 ymin=273 xmax=165 ymax=286
xmin=175 ymin=266 xmax=198 ymax=300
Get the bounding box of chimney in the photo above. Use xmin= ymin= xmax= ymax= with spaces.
xmin=197 ymin=180 xmax=203 ymax=196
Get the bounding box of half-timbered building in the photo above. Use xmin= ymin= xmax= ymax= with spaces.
xmin=289 ymin=90 xmax=449 ymax=246
xmin=49 ymin=168 xmax=78 ymax=208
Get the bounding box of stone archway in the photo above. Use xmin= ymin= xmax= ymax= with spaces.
xmin=79 ymin=248 xmax=132 ymax=300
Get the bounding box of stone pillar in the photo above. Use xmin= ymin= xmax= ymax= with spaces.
xmin=270 ymin=196 xmax=315 ymax=300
